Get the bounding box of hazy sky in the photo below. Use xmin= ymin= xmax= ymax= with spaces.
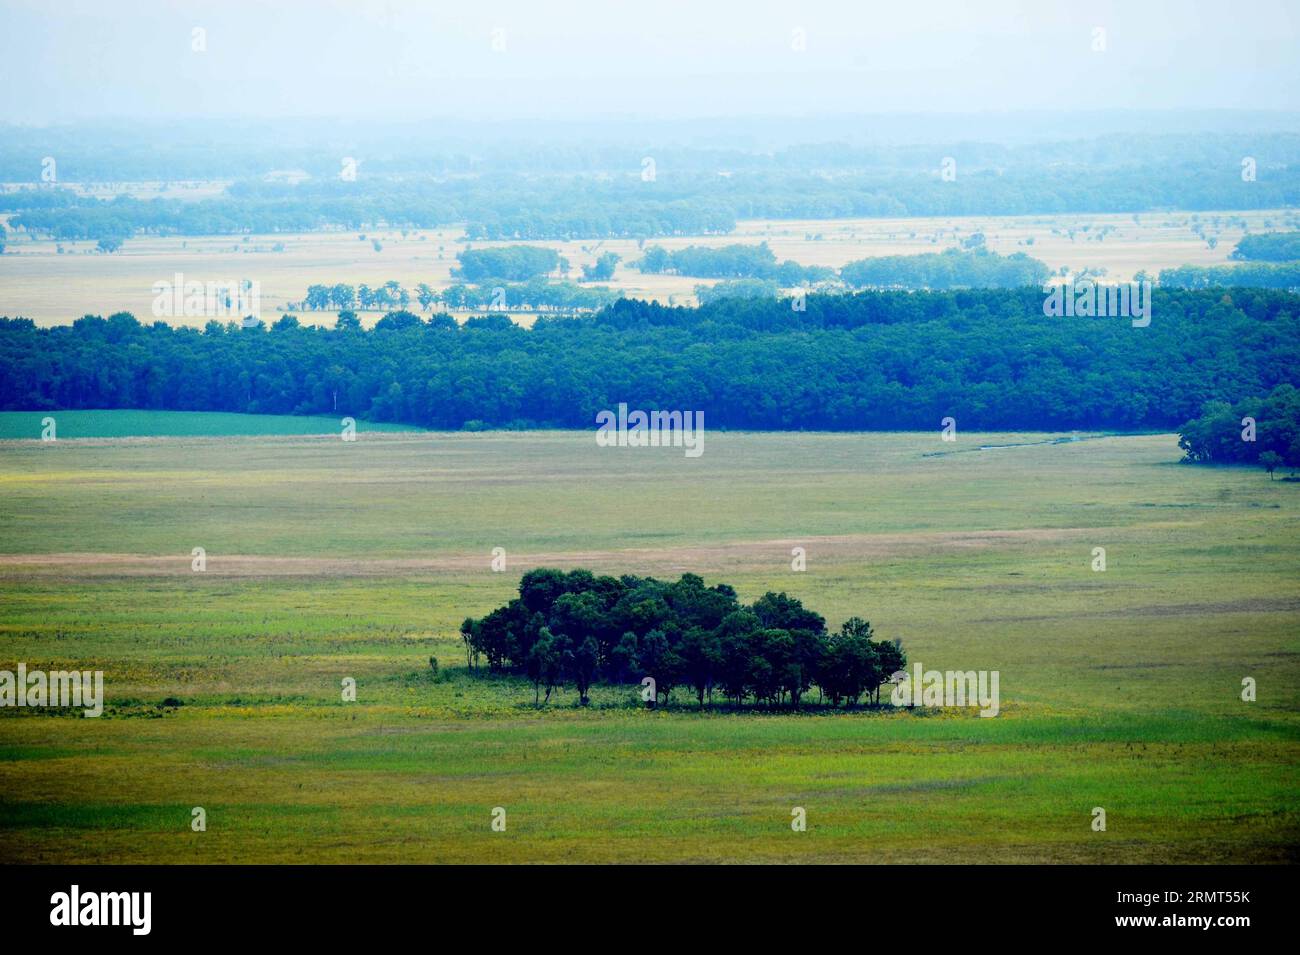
xmin=2 ymin=0 xmax=1299 ymax=123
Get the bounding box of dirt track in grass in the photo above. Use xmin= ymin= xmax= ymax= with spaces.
xmin=0 ymin=526 xmax=1092 ymax=579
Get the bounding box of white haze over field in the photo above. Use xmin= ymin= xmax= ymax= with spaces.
xmin=0 ymin=0 xmax=1298 ymax=124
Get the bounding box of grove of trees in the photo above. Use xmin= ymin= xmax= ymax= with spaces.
xmin=581 ymin=252 xmax=621 ymax=282
xmin=840 ymin=248 xmax=1051 ymax=290
xmin=461 ymin=569 xmax=906 ymax=708
xmin=638 ymin=242 xmax=836 ymax=284
xmin=1231 ymin=232 xmax=1300 ymax=262
xmin=454 ymin=245 xmax=562 ymax=282
xmin=1177 ymin=383 xmax=1300 ymax=472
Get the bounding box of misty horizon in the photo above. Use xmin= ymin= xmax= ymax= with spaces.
xmin=2 ymin=0 xmax=1299 ymax=125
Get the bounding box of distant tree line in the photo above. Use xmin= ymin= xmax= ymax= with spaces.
xmin=1159 ymin=262 xmax=1300 ymax=290
xmin=639 ymin=242 xmax=1053 ymax=292
xmin=1177 ymin=384 xmax=1300 ymax=476
xmin=300 ymin=278 xmax=621 ymax=312
xmin=441 ymin=280 xmax=621 ymax=311
xmin=3 ymin=288 xmax=1296 ymax=432
xmin=461 ymin=568 xmax=905 ymax=707
xmin=301 ymin=281 xmax=411 ymax=311
xmin=1231 ymin=232 xmax=1300 ymax=262
xmin=6 ymin=157 xmax=1300 ymax=242
xmin=4 ymin=123 xmax=1296 ymax=186
xmin=301 ymin=238 xmax=1297 ymax=311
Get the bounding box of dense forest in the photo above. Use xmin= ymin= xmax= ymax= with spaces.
xmin=461 ymin=568 xmax=905 ymax=708
xmin=3 ymin=289 xmax=1297 ymax=434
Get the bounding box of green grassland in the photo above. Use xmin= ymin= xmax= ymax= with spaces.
xmin=0 ymin=409 xmax=423 ymax=440
xmin=0 ymin=423 xmax=1296 ymax=862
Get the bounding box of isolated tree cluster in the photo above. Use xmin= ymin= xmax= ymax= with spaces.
xmin=453 ymin=246 xmax=563 ymax=283
xmin=638 ymin=242 xmax=836 ymax=284
xmin=839 ymin=248 xmax=1051 ymax=290
xmin=1178 ymin=383 xmax=1300 ymax=475
xmin=460 ymin=569 xmax=905 ymax=708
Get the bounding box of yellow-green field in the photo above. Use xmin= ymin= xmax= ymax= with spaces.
xmin=3 ymin=206 xmax=1298 ymax=326
xmin=0 ymin=424 xmax=1297 ymax=862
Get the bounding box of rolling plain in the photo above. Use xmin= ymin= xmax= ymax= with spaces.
xmin=0 ymin=417 xmax=1296 ymax=862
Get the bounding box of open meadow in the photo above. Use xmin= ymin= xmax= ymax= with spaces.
xmin=3 ymin=205 xmax=1298 ymax=326
xmin=0 ymin=419 xmax=1296 ymax=862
